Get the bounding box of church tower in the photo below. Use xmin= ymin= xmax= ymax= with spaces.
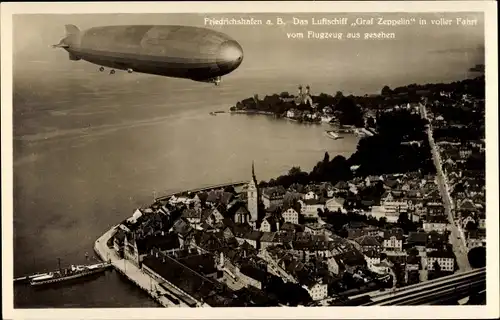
xmin=247 ymin=161 xmax=259 ymax=223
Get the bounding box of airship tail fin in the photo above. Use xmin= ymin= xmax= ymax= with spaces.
xmin=65 ymin=24 xmax=80 ymax=37
xmin=61 ymin=24 xmax=82 ymax=47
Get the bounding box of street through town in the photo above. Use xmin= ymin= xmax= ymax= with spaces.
xmin=420 ymin=103 xmax=471 ymax=272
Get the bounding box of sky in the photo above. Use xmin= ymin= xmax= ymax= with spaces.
xmin=13 ymin=12 xmax=484 ymax=81
xmin=13 ymin=13 xmax=484 ymax=104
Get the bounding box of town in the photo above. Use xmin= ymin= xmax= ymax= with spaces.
xmin=98 ymin=75 xmax=485 ymax=307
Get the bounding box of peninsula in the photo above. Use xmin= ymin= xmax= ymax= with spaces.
xmin=95 ymin=75 xmax=486 ymax=307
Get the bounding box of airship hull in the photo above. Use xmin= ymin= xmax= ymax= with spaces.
xmin=57 ymin=25 xmax=244 ymax=82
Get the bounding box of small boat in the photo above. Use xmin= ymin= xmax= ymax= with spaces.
xmin=29 ymin=259 xmax=111 ymax=286
xmin=209 ymin=112 xmax=217 ymax=116
xmin=325 ymin=130 xmax=343 ymax=140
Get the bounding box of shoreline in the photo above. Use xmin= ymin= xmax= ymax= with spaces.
xmin=229 ymin=110 xmax=275 ymax=116
xmin=154 ymin=181 xmax=247 ymax=202
xmin=230 ymin=110 xmax=329 ymax=125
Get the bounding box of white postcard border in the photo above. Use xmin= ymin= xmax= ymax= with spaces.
xmin=1 ymin=1 xmax=498 ymax=319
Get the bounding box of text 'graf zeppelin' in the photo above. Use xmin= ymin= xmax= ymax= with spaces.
xmin=279 ymin=17 xmax=478 ymax=26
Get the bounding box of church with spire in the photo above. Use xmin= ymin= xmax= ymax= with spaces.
xmin=247 ymin=161 xmax=259 ymax=226
xmin=294 ymin=85 xmax=314 ymax=107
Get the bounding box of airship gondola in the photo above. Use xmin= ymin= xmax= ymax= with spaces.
xmin=53 ymin=24 xmax=244 ymax=85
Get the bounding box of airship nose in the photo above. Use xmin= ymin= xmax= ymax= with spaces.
xmin=216 ymin=40 xmax=244 ymax=72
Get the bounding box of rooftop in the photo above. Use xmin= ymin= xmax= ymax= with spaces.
xmin=408 ymin=232 xmax=428 ymax=244
xmin=354 ymin=235 xmax=381 ymax=247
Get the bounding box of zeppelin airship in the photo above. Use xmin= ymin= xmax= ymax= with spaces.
xmin=52 ymin=24 xmax=244 ymax=86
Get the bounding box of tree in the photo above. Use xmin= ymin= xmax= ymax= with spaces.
xmin=323 ymin=151 xmax=330 ymax=164
xmin=224 ymin=185 xmax=236 ymax=194
xmin=288 ymin=166 xmax=302 ymax=176
xmin=334 ymin=91 xmax=344 ymax=101
xmin=279 ymin=91 xmax=291 ymax=98
xmin=366 ymin=116 xmax=376 ymax=128
xmin=379 ymin=217 xmax=387 ymax=227
xmin=336 ymin=97 xmax=364 ymax=127
xmin=408 ymin=247 xmax=419 ymax=257
xmin=468 ymin=246 xmax=486 ymax=268
xmin=281 ymin=282 xmax=313 ymax=306
xmin=381 ymin=85 xmax=392 ymax=96
xmin=433 ymin=260 xmax=442 ymax=274
xmin=465 ymin=221 xmax=477 ymax=232
xmin=317 ymin=208 xmax=324 ymax=216
xmin=398 ymin=212 xmax=409 ymax=225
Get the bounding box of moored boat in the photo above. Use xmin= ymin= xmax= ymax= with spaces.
xmin=29 ymin=261 xmax=111 ymax=286
xmin=325 ymin=130 xmax=342 ymax=140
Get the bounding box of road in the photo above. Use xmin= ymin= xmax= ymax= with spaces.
xmin=420 ymin=103 xmax=471 ymax=272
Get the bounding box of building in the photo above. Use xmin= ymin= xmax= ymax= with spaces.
xmin=113 ymin=229 xmax=126 ymax=258
xmin=291 ymin=239 xmax=331 ymax=263
xmin=303 ymin=281 xmax=328 ymax=301
xmin=325 ymin=197 xmax=346 ymax=213
xmin=286 ymin=109 xmax=297 ymax=118
xmin=407 ymin=231 xmax=428 ymax=250
xmin=234 ymin=206 xmax=251 ymax=224
xmin=241 ymin=231 xmax=262 ymax=249
xmin=181 ymin=208 xmax=202 ymax=226
xmin=299 ymin=199 xmax=325 ymax=218
xmin=405 ymin=253 xmax=420 ymax=269
xmin=426 ymin=202 xmax=446 ymax=217
xmin=426 ymin=250 xmax=455 ymax=272
xmin=382 ymin=228 xmax=404 ymax=252
xmin=333 ymin=181 xmax=350 ymax=195
xmin=238 ymin=264 xmax=269 ymax=290
xmin=247 ymin=162 xmax=259 ymax=223
xmin=381 ymin=190 xmax=409 ymax=214
xmin=423 ymin=216 xmax=449 ymax=233
xmin=282 ymin=208 xmax=299 ymax=224
xmin=326 ymin=257 xmax=340 ymax=275
xmin=202 ymin=207 xmax=224 ymax=227
xmin=466 ymin=229 xmax=486 ymax=249
xmin=262 ymin=187 xmax=286 ymax=209
xmin=364 ymin=250 xmax=381 ymax=270
xmin=260 ymin=232 xmax=277 ymax=250
xmin=295 ymin=85 xmax=314 ymax=107
xmin=260 ymin=215 xmax=282 ymax=233
xmin=304 ymin=191 xmax=319 ymax=200
xmin=354 ymin=235 xmax=382 ymax=253
xmin=365 ymin=175 xmax=383 ymax=187
xmin=369 ymin=261 xmax=392 ymax=275
xmin=304 ymin=223 xmax=326 ymax=236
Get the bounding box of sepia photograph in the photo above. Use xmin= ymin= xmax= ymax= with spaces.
xmin=1 ymin=1 xmax=498 ymax=319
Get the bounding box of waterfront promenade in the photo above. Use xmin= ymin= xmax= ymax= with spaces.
xmin=94 ymin=226 xmax=184 ymax=308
